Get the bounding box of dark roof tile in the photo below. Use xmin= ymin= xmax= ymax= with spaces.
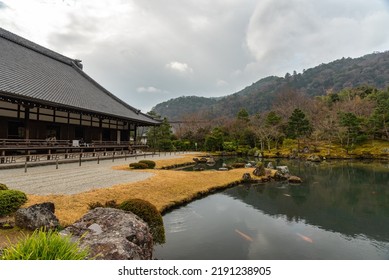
xmin=0 ymin=27 xmax=159 ymax=125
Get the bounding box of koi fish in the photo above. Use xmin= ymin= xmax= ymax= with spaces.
xmin=283 ymin=194 xmax=291 ymax=197
xmin=235 ymin=229 xmax=253 ymax=242
xmin=296 ymin=233 xmax=313 ymax=243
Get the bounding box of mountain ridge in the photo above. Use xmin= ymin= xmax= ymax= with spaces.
xmin=152 ymin=51 xmax=389 ymax=120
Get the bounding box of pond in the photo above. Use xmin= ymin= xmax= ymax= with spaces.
xmin=154 ymin=160 xmax=389 ymax=259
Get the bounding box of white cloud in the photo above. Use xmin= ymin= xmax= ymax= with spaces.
xmin=166 ymin=61 xmax=193 ymax=74
xmin=136 ymin=86 xmax=164 ymax=93
xmin=216 ymin=79 xmax=228 ymax=87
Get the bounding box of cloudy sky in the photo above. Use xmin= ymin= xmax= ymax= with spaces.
xmin=1 ymin=0 xmax=389 ymax=112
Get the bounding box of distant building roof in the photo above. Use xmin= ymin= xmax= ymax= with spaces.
xmin=0 ymin=27 xmax=159 ymax=125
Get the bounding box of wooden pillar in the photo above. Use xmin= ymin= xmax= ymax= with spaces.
xmin=99 ymin=118 xmax=103 ymax=143
xmin=133 ymin=124 xmax=138 ymax=145
xmin=117 ymin=130 xmax=121 ymax=144
xmin=24 ymin=107 xmax=30 ymax=140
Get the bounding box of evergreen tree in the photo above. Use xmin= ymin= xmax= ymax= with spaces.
xmin=147 ymin=118 xmax=173 ymax=151
xmin=285 ymin=108 xmax=312 ymax=151
xmin=286 ymin=108 xmax=312 ymax=139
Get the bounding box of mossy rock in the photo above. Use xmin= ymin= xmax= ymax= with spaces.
xmin=118 ymin=198 xmax=165 ymax=244
xmin=0 ymin=190 xmax=28 ymax=217
xmin=0 ymin=183 xmax=8 ymax=191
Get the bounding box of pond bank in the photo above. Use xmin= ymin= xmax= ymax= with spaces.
xmin=21 ymin=153 xmax=256 ymax=226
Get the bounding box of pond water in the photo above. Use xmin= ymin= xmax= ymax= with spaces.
xmin=154 ymin=160 xmax=389 ymax=259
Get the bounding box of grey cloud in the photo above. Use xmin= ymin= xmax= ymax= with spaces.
xmin=245 ymin=0 xmax=389 ymax=77
xmin=6 ymin=0 xmax=389 ymax=112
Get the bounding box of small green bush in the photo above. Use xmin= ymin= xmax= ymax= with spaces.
xmin=118 ymin=198 xmax=165 ymax=244
xmin=138 ymin=160 xmax=156 ymax=169
xmin=0 ymin=183 xmax=8 ymax=191
xmin=129 ymin=162 xmax=149 ymax=169
xmin=1 ymin=229 xmax=89 ymax=260
xmin=0 ymin=190 xmax=27 ymax=217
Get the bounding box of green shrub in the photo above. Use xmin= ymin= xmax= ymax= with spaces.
xmin=1 ymin=229 xmax=89 ymax=260
xmin=138 ymin=160 xmax=156 ymax=169
xmin=0 ymin=183 xmax=8 ymax=191
xmin=0 ymin=190 xmax=27 ymax=217
xmin=129 ymin=162 xmax=149 ymax=169
xmin=118 ymin=198 xmax=165 ymax=244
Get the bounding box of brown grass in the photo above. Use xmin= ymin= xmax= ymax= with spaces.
xmin=24 ymin=153 xmax=253 ymax=226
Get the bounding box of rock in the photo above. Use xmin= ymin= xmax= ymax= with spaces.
xmin=253 ymin=164 xmax=265 ymax=177
xmin=60 ymin=207 xmax=153 ymax=260
xmin=15 ymin=202 xmax=59 ymax=231
xmin=274 ymin=171 xmax=289 ymax=181
xmin=218 ymin=167 xmax=229 ymax=171
xmin=276 ymin=166 xmax=290 ymax=175
xmin=307 ymin=155 xmax=322 ymax=162
xmin=288 ymin=175 xmax=303 ymax=184
xmin=242 ymin=173 xmax=252 ymax=182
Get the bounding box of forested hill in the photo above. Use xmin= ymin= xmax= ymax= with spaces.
xmin=152 ymin=51 xmax=389 ymax=121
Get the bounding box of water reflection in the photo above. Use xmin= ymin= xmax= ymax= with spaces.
xmin=154 ymin=161 xmax=389 ymax=259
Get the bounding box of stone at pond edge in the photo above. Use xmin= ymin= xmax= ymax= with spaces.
xmin=253 ymin=165 xmax=265 ymax=177
xmin=307 ymin=155 xmax=322 ymax=162
xmin=288 ymin=175 xmax=303 ymax=184
xmin=60 ymin=207 xmax=153 ymax=260
xmin=15 ymin=202 xmax=59 ymax=231
xmin=242 ymin=173 xmax=252 ymax=182
xmin=273 ymin=171 xmax=289 ymax=181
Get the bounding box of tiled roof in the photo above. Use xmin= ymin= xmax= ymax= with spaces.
xmin=0 ymin=27 xmax=159 ymax=125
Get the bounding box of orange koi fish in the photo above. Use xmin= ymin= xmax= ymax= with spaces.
xmin=296 ymin=233 xmax=313 ymax=243
xmin=235 ymin=229 xmax=253 ymax=242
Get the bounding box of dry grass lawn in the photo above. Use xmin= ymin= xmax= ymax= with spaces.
xmin=24 ymin=153 xmax=254 ymax=226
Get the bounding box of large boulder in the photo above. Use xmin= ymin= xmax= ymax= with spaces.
xmin=60 ymin=207 xmax=153 ymax=260
xmin=15 ymin=202 xmax=59 ymax=231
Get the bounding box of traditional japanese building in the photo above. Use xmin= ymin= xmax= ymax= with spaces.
xmin=0 ymin=27 xmax=159 ymax=157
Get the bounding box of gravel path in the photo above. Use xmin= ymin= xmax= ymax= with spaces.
xmin=0 ymin=153 xmax=188 ymax=195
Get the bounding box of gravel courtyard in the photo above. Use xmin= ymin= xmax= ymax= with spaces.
xmin=0 ymin=154 xmax=185 ymax=195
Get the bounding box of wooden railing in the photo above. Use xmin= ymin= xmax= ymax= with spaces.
xmin=0 ymin=139 xmax=71 ymax=147
xmin=0 ymin=139 xmax=147 ymax=148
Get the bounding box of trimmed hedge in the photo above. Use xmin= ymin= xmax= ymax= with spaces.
xmin=118 ymin=198 xmax=165 ymax=244
xmin=0 ymin=183 xmax=8 ymax=191
xmin=138 ymin=160 xmax=156 ymax=169
xmin=129 ymin=162 xmax=149 ymax=169
xmin=0 ymin=190 xmax=27 ymax=217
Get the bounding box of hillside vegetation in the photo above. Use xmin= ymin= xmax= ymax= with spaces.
xmin=152 ymin=51 xmax=389 ymax=121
